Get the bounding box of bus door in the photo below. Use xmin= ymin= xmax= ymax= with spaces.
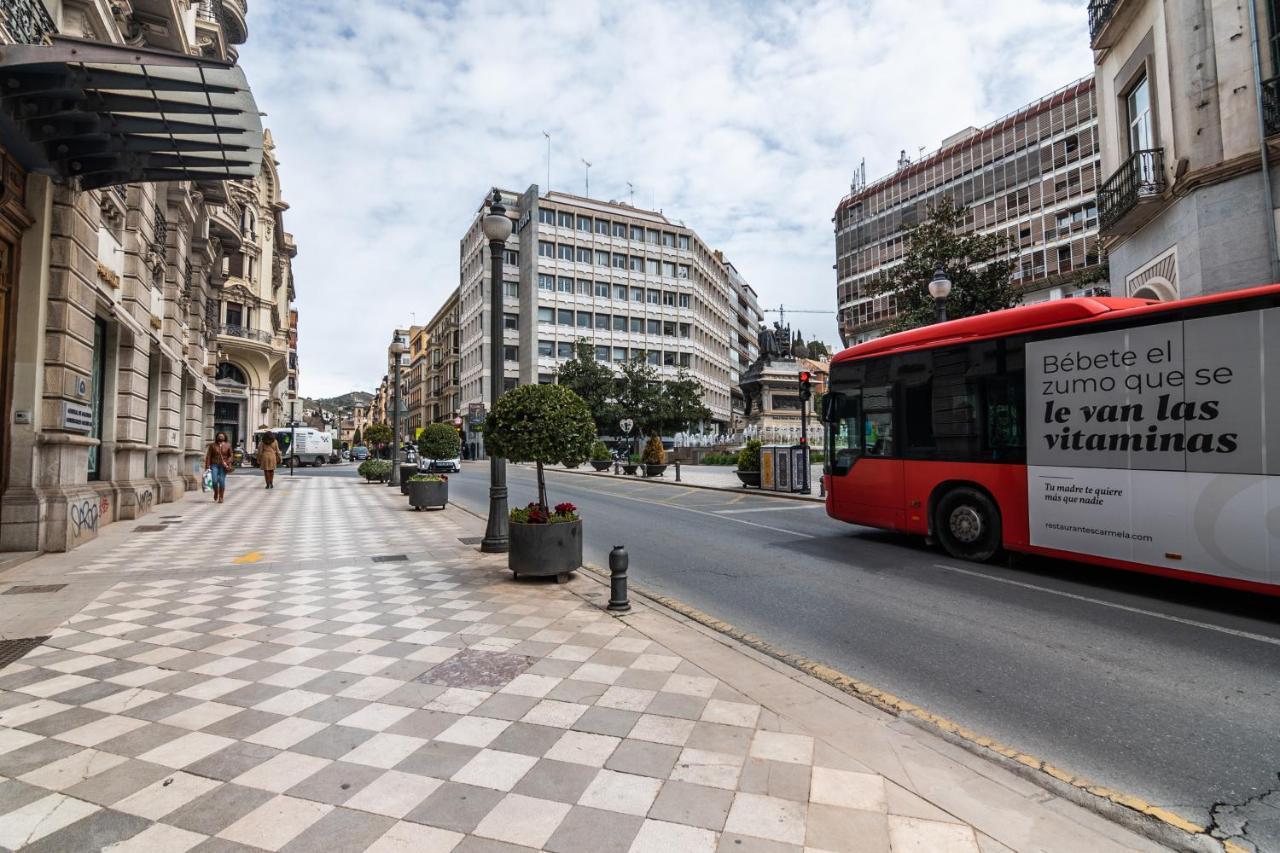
xmin=824 ymin=386 xmax=905 ymax=530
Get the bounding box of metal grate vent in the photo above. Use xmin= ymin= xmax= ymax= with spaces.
xmin=457 ymin=537 xmax=482 ymax=545
xmin=0 ymin=637 xmax=49 ymax=671
xmin=3 ymin=585 xmax=66 ymax=595
xmin=371 ymin=554 xmax=408 ymax=563
xmin=134 ymin=525 xmax=168 ymax=532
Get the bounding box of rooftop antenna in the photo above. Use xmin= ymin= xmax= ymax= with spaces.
xmin=542 ymin=131 xmax=551 ymax=191
xmin=626 ymin=181 xmax=635 ymax=206
xmin=581 ymin=158 xmax=591 ymax=198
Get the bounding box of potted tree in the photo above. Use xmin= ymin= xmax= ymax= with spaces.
xmin=589 ymin=441 xmax=612 ymax=471
xmin=622 ymin=453 xmax=639 ymax=476
xmin=736 ymin=439 xmax=762 ymax=487
xmin=641 ymin=434 xmax=667 ymax=477
xmin=484 ymin=384 xmax=596 ymax=582
xmin=407 ymin=473 xmax=448 ymax=509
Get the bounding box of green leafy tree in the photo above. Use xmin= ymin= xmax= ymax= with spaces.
xmin=364 ymin=423 xmax=392 ymax=457
xmin=616 ymin=354 xmax=665 ymax=439
xmin=556 ymin=339 xmax=619 ymax=434
xmin=353 ymin=427 xmax=362 ymax=446
xmin=659 ymin=368 xmax=712 ymax=435
xmin=869 ymin=200 xmax=1019 ymax=332
xmin=737 ymin=439 xmax=762 ymax=472
xmin=484 ymin=384 xmax=595 ymax=513
xmin=806 ymin=340 xmax=831 ymax=359
xmin=417 ymin=423 xmax=461 ymax=460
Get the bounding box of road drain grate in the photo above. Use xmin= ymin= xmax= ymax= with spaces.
xmin=371 ymin=554 xmax=408 ymax=563
xmin=134 ymin=525 xmax=167 ymax=532
xmin=416 ymin=649 xmax=534 ymax=688
xmin=0 ymin=637 xmax=49 ymax=671
xmin=457 ymin=537 xmax=482 ymax=545
xmin=3 ymin=585 xmax=66 ymax=595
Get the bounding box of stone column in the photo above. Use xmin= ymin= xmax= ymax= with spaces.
xmin=155 ymin=355 xmax=185 ymax=502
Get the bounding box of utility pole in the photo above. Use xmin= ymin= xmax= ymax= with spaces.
xmin=627 ymin=181 xmax=634 ymax=206
xmin=542 ymin=131 xmax=551 ymax=190
xmin=582 ymin=158 xmax=591 ymax=197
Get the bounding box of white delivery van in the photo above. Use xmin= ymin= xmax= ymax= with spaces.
xmin=253 ymin=428 xmax=334 ymax=467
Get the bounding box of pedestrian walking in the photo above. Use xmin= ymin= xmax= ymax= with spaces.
xmin=258 ymin=432 xmax=281 ymax=490
xmin=204 ymin=431 xmax=235 ymax=504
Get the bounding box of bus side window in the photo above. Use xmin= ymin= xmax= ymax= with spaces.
xmin=828 ymin=392 xmax=862 ymax=476
xmin=862 ymin=385 xmax=894 ymax=458
xmin=984 ymin=373 xmax=1025 ymax=457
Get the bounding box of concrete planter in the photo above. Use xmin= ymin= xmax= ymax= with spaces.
xmin=622 ymin=464 xmax=638 ymax=475
xmin=590 ymin=460 xmax=611 ymax=471
xmin=398 ymin=465 xmax=417 ymax=494
xmin=736 ymin=470 xmax=761 ymax=487
xmin=408 ymin=479 xmax=448 ymax=510
xmin=509 ymin=519 xmax=582 ymax=583
xmin=642 ymin=464 xmax=667 ymax=477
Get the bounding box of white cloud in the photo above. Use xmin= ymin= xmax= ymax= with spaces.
xmin=238 ymin=0 xmax=1093 ymax=397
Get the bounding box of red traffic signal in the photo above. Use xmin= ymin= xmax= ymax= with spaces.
xmin=798 ymin=370 xmax=812 ymax=401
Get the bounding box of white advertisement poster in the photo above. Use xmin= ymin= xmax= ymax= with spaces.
xmin=1025 ymin=308 xmax=1280 ymax=583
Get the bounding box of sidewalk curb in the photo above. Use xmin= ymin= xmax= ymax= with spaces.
xmin=541 ymin=463 xmax=825 ymax=503
xmin=574 ymin=560 xmax=1243 ymax=853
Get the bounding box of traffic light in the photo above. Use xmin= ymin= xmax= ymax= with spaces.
xmin=798 ymin=370 xmax=812 ymax=401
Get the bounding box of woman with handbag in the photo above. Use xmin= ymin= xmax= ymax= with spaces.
xmin=203 ymin=431 xmax=235 ymax=504
xmin=258 ymin=432 xmax=281 ymax=490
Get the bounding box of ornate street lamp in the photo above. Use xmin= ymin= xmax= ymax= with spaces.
xmin=388 ymin=338 xmax=407 ymax=487
xmin=480 ymin=189 xmax=512 ymax=553
xmin=929 ymin=267 xmax=952 ymax=324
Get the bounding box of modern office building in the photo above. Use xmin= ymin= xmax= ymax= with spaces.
xmin=833 ymin=78 xmax=1104 ymax=345
xmin=454 ymin=186 xmax=761 ymax=451
xmin=1090 ymin=0 xmax=1280 ymax=300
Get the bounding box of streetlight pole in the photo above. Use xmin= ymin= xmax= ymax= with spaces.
xmin=929 ymin=267 xmax=952 ymax=324
xmin=480 ymin=189 xmax=512 ymax=553
xmin=388 ymin=339 xmax=407 ymax=487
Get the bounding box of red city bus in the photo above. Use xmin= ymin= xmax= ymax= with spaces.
xmin=821 ymin=283 xmax=1280 ymax=595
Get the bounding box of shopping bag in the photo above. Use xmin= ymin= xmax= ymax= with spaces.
xmin=202 ymin=468 xmax=213 ymax=491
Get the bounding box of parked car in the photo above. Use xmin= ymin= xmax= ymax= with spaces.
xmin=352 ymin=446 xmax=369 ymax=461
xmin=421 ymin=456 xmax=462 ymax=473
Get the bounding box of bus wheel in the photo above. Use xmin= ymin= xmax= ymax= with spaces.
xmin=935 ymin=487 xmax=1001 ymax=562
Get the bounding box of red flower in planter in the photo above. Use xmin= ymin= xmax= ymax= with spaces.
xmin=554 ymin=502 xmax=577 ymax=515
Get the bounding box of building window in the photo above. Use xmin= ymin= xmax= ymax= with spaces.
xmin=538 ymin=208 xmax=556 ymax=224
xmin=538 ymin=241 xmax=554 ymax=258
xmin=503 ymin=249 xmax=519 ymax=266
xmin=557 ymin=341 xmax=574 ymax=358
xmin=630 ymin=225 xmax=644 ymax=241
xmin=631 ymin=317 xmax=643 ymax=333
xmin=661 ymin=232 xmax=675 ymax=247
xmin=662 ymin=262 xmax=676 ymax=278
xmin=613 ymin=347 xmax=627 ymax=363
xmin=577 ymin=215 xmax=591 ymax=231
xmin=646 ymin=289 xmax=660 ymax=304
xmin=614 ymin=285 xmax=628 ymax=301
xmin=595 ymin=250 xmax=610 ymax=266
xmin=613 ymin=315 xmax=627 ymax=331
xmin=503 ymin=376 xmax=518 ymax=392
xmin=595 ymin=313 xmax=610 ymax=329
xmin=538 ymin=306 xmax=553 ymax=323
xmin=612 ymin=253 xmax=627 ymax=268
xmin=557 ymin=276 xmax=573 ymax=292
xmin=595 ymin=345 xmax=610 ymax=362
xmin=538 ymin=273 xmax=554 ymax=290
xmin=572 ymin=247 xmax=588 ymax=263
xmin=612 ymin=222 xmax=627 ymax=238
xmin=663 ymin=351 xmax=676 ymax=366
xmin=503 ymin=280 xmax=519 ymax=298
xmin=646 ymin=229 xmax=659 ymax=244
xmin=538 ymin=340 xmax=553 ymax=356
xmin=558 ymin=244 xmax=573 ymax=260
xmin=88 ymin=318 xmax=108 ymax=480
xmin=679 ymin=352 xmax=691 ymax=367
xmin=679 ymin=323 xmax=691 ymax=337
xmin=538 ymin=373 xmax=555 ymax=384
xmin=595 ymin=281 xmax=610 ymax=297
xmin=678 ymin=235 xmax=690 ymax=250
xmin=629 ymin=256 xmax=644 ymax=271
xmin=225 ymin=301 xmax=243 ymax=327
xmin=504 ymin=345 xmax=519 ymax=362
xmin=662 ymin=291 xmax=676 ymax=306
xmin=677 ymin=265 xmax=690 ymax=279
xmin=1126 ymin=73 xmax=1153 ymax=154
xmin=678 ymin=294 xmax=690 ymax=308
xmin=503 ymin=313 xmax=519 ymax=330
xmin=557 ymin=211 xmax=573 ymax=228
xmin=577 ymin=311 xmax=591 ymax=327
xmin=663 ymin=321 xmax=676 ymax=336
xmin=647 ymin=350 xmax=660 ymax=365
xmin=631 ymin=287 xmax=644 ymax=302
xmin=558 ymin=308 xmax=573 ymax=325
xmin=647 ymin=319 xmax=660 ymax=335
xmin=595 ymin=219 xmax=610 ymax=234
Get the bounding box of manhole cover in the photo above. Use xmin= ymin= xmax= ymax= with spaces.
xmin=371 ymin=554 xmax=408 ymax=563
xmin=134 ymin=525 xmax=167 ymax=532
xmin=3 ymin=585 xmax=66 ymax=595
xmin=416 ymin=649 xmax=534 ymax=689
xmin=0 ymin=637 xmax=49 ymax=671
xmin=458 ymin=537 xmax=482 ymax=545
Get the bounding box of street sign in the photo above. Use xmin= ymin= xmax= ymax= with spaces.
xmin=619 ymin=418 xmax=634 ymax=434
xmin=467 ymin=402 xmax=486 ymax=426
xmin=59 ymin=401 xmax=93 ymax=433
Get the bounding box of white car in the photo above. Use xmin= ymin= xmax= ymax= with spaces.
xmin=421 ymin=457 xmax=461 ymax=473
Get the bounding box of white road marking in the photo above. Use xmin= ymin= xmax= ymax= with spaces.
xmin=934 ymin=563 xmax=1280 ymax=647
xmin=714 ymin=505 xmax=824 ymax=514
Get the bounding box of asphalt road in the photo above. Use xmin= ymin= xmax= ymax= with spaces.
xmin=417 ymin=460 xmax=1280 ymax=851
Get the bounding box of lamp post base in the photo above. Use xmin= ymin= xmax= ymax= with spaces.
xmin=481 ymin=460 xmax=509 ymax=553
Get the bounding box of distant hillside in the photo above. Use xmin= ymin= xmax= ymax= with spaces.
xmin=302 ymin=391 xmax=373 ymax=413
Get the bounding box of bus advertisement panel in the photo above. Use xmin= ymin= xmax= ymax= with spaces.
xmin=1025 ymin=308 xmax=1280 ymax=584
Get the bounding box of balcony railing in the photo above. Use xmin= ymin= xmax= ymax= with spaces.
xmin=1098 ymin=148 xmax=1165 ymax=233
xmin=2 ymin=0 xmax=57 ymax=45
xmin=1088 ymin=0 xmax=1117 ymax=44
xmin=218 ymin=324 xmax=275 ymax=344
xmin=1264 ymin=76 xmax=1280 ymax=137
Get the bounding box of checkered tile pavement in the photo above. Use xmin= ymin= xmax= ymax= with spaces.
xmin=0 ymin=476 xmax=985 ymax=852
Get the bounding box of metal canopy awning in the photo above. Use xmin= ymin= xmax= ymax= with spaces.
xmin=0 ymin=36 xmax=262 ymax=189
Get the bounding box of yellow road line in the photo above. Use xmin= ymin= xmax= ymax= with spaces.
xmin=582 ymin=564 xmax=1245 ymax=852
xmin=231 ymin=551 xmax=264 ymax=564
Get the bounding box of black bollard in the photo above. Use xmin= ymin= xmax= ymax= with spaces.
xmin=607 ymin=545 xmax=631 ymax=612
xmin=674 ymin=460 xmax=681 ymax=482
xmin=819 ymin=473 xmax=825 ymax=498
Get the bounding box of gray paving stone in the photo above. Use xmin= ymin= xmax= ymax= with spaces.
xmin=544 ymin=805 xmax=644 ymax=853
xmin=451 ymin=837 xmax=539 ymax=853
xmin=122 ymin=693 xmax=204 ymax=722
xmin=0 ymin=778 xmax=52 ymax=816
xmin=285 ymin=760 xmax=386 ymax=805
xmin=279 ymin=805 xmax=395 ymax=853
xmin=291 ymin=724 xmax=378 ymax=760
xmin=650 ymin=779 xmax=734 ymax=830
xmin=166 ymin=782 xmax=276 ymax=835
xmin=395 ymin=740 xmax=479 ymax=778
xmin=384 ymin=709 xmax=459 ymax=740
xmin=510 ymin=758 xmax=598 ymax=804
xmin=297 ymin=696 xmax=369 ymax=723
xmin=0 ymin=736 xmax=82 ymax=776
xmin=605 ymin=739 xmax=681 ymax=778
xmin=488 ymin=722 xmax=565 ymax=757
xmin=62 ymin=757 xmax=173 ymax=806
xmin=191 ymin=837 xmax=264 ymax=853
xmin=404 ymin=781 xmax=505 ymax=833
xmin=804 ymin=803 xmax=891 ymax=852
xmin=645 ymin=692 xmax=709 ymax=720
xmin=470 ymin=692 xmax=540 ymax=721
xmin=96 ymin=722 xmax=189 ymax=758
xmin=377 ymin=680 xmax=446 ymax=708
xmin=16 ymin=705 xmax=105 ymax=737
xmin=184 ymin=740 xmax=279 ymax=781
xmin=687 ymin=721 xmax=753 ymax=755
xmin=738 ymin=757 xmax=812 ymax=801
xmin=201 ymin=708 xmax=287 ymax=740
xmin=572 ymin=706 xmax=638 ymax=738
xmin=218 ymin=682 xmax=290 ymax=708
xmin=613 ymin=669 xmax=671 ymax=691
xmin=22 ymin=808 xmax=151 ymax=853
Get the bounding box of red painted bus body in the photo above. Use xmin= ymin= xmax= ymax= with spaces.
xmin=822 ymin=284 xmax=1280 ymax=596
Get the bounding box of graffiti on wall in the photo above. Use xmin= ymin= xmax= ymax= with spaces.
xmin=70 ymin=499 xmax=100 ymax=536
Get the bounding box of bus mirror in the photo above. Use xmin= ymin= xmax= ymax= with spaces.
xmin=821 ymin=392 xmax=844 ymax=422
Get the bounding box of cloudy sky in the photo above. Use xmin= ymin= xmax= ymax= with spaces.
xmin=237 ymin=0 xmax=1094 ymax=399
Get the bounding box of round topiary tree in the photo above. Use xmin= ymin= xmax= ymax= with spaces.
xmin=642 ymin=434 xmax=665 ymax=465
xmin=737 ymin=439 xmax=762 ymax=472
xmin=417 ymin=423 xmax=461 ymax=461
xmin=484 ymin=384 xmax=595 ymax=511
